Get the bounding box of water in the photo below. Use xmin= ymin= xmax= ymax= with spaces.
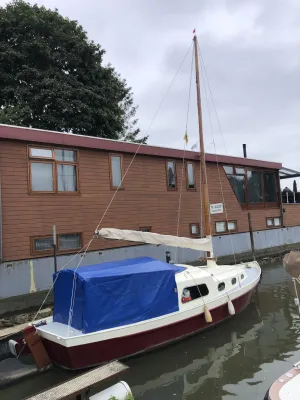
xmin=2 ymin=260 xmax=300 ymax=400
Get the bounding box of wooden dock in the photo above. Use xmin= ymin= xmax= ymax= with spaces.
xmin=25 ymin=361 xmax=128 ymax=400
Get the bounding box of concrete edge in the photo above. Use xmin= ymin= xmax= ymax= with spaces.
xmin=1 ymin=242 xmax=299 ymax=317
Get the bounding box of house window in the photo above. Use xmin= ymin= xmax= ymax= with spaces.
xmin=224 ymin=166 xmax=278 ymax=207
xmin=166 ymin=160 xmax=176 ymax=189
xmin=228 ymin=221 xmax=237 ymax=231
xmin=110 ymin=154 xmax=123 ymax=188
xmin=190 ymin=223 xmax=200 ymax=236
xmin=247 ymin=171 xmax=263 ymax=203
xmin=216 ymin=221 xmax=237 ymax=234
xmin=216 ymin=222 xmax=226 ymax=233
xmin=32 ymin=233 xmax=82 ymax=255
xmin=181 ymin=284 xmax=209 ymax=303
xmin=31 ymin=162 xmax=54 ymax=192
xmin=264 ymin=173 xmax=277 ymax=202
xmin=226 ymin=167 xmax=246 ymax=203
xmin=187 ymin=162 xmax=195 ymax=189
xmin=267 ymin=217 xmax=281 ymax=227
xmin=29 ymin=147 xmax=78 ymax=193
xmin=33 ymin=236 xmax=54 ymax=252
xmin=139 ymin=227 xmax=152 ymax=232
xmin=30 ymin=148 xmax=53 ymax=158
xmin=58 ymin=234 xmax=81 ymax=250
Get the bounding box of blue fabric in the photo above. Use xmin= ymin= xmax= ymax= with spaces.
xmin=53 ymin=257 xmax=184 ymax=333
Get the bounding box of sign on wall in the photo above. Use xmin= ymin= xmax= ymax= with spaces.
xmin=210 ymin=203 xmax=224 ymax=215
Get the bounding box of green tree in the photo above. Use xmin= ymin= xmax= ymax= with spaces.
xmin=0 ymin=1 xmax=147 ymax=143
xmin=293 ymin=180 xmax=297 ymax=193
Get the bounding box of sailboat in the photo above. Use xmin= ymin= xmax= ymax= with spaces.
xmin=11 ymin=36 xmax=261 ymax=370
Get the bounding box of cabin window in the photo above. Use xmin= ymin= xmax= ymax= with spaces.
xmin=216 ymin=221 xmax=237 ymax=234
xmin=223 ymin=166 xmax=278 ymax=207
xmin=218 ymin=282 xmax=225 ymax=291
xmin=181 ymin=284 xmax=209 ymax=303
xmin=190 ymin=223 xmax=200 ymax=236
xmin=166 ymin=160 xmax=176 ymax=189
xmin=58 ymin=234 xmax=81 ymax=250
xmin=231 ymin=277 xmax=237 ymax=285
xmin=187 ymin=162 xmax=195 ymax=190
xmin=139 ymin=227 xmax=152 ymax=232
xmin=241 ymin=274 xmax=244 ymax=280
xmin=29 ymin=147 xmax=78 ymax=193
xmin=267 ymin=217 xmax=281 ymax=227
xmin=31 ymin=233 xmax=82 ymax=255
xmin=110 ymin=154 xmax=123 ymax=188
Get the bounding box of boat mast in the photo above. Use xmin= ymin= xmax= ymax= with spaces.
xmin=193 ymin=35 xmax=211 ymax=242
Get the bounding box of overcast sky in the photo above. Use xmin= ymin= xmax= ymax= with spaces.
xmin=2 ymin=0 xmax=300 ymax=186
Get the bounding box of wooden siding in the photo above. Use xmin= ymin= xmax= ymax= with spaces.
xmin=283 ymin=204 xmax=300 ymax=227
xmin=0 ymin=140 xmax=281 ymax=262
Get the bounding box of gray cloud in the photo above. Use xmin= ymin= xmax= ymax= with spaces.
xmin=1 ymin=0 xmax=299 ymax=187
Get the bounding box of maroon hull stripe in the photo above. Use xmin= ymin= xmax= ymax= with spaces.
xmin=43 ymin=288 xmax=254 ymax=370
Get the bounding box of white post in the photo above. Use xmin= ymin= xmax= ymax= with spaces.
xmin=294 ymin=192 xmax=296 ymax=203
xmin=286 ymin=192 xmax=289 ymax=203
xmin=53 ymin=225 xmax=57 ymax=273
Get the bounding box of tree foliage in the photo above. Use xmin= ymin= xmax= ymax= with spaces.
xmin=293 ymin=180 xmax=298 ymax=193
xmin=0 ymin=1 xmax=147 ymax=142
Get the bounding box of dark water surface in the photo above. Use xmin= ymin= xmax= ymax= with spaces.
xmin=2 ymin=260 xmax=300 ymax=400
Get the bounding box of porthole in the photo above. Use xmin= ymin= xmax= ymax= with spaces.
xmin=231 ymin=278 xmax=237 ymax=285
xmin=241 ymin=274 xmax=244 ymax=280
xmin=218 ymin=282 xmax=225 ymax=291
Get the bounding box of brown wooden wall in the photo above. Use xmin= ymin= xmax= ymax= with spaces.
xmin=283 ymin=204 xmax=300 ymax=226
xmin=0 ymin=139 xmax=282 ymax=262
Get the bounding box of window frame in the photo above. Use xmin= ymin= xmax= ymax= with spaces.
xmin=109 ymin=153 xmax=124 ymax=190
xmin=186 ymin=162 xmax=196 ymax=191
xmin=215 ymin=220 xmax=238 ymax=235
xmin=266 ymin=217 xmax=282 ymax=228
xmin=166 ymin=160 xmax=177 ymax=191
xmin=31 ymin=235 xmax=54 ymax=255
xmin=189 ymin=223 xmax=200 ymax=237
xmin=181 ymin=284 xmax=209 ymax=303
xmin=28 ymin=145 xmax=79 ymax=195
xmin=223 ymin=165 xmax=280 ymax=209
xmin=31 ymin=232 xmax=83 ymax=256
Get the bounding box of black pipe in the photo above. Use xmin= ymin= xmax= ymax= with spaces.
xmin=166 ymin=251 xmax=171 ymax=264
xmin=53 ymin=244 xmax=57 ymax=273
xmin=243 ymin=144 xmax=247 ymax=158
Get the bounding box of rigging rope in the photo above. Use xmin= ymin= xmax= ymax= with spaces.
xmin=197 ymin=42 xmax=242 ymax=273
xmin=175 ymin=47 xmax=194 ymax=263
xmin=67 ymin=41 xmax=194 ymax=329
xmin=15 ymin=42 xmax=196 ymax=357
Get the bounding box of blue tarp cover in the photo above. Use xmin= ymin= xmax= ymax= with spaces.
xmin=53 ymin=257 xmax=184 ymax=333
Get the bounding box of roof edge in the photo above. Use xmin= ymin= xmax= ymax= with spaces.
xmin=0 ymin=124 xmax=282 ymax=170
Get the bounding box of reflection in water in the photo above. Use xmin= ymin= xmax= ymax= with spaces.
xmin=2 ymin=261 xmax=300 ymax=400
xmin=126 ymin=261 xmax=300 ymax=399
